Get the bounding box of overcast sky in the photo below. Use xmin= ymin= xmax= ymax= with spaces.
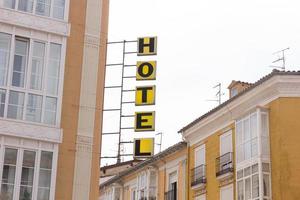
xmin=101 ymin=0 xmax=300 ymax=165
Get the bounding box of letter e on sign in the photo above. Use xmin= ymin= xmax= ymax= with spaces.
xmin=134 ymin=112 xmax=155 ymax=132
xmin=137 ymin=37 xmax=157 ymax=56
xmin=136 ymin=61 xmax=156 ymax=80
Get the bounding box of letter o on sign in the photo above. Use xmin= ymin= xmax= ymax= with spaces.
xmin=136 ymin=61 xmax=156 ymax=80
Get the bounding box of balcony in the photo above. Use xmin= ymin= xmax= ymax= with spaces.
xmin=191 ymin=164 xmax=206 ymax=189
xmin=216 ymin=152 xmax=234 ymax=180
xmin=164 ymin=189 xmax=177 ymax=200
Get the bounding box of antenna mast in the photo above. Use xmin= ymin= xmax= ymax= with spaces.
xmin=270 ymin=47 xmax=290 ymax=71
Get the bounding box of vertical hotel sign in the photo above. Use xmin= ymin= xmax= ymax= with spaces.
xmin=134 ymin=37 xmax=157 ymax=158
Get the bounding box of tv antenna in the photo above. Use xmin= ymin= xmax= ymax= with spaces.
xmin=155 ymin=132 xmax=163 ymax=153
xmin=206 ymin=83 xmax=224 ymax=105
xmin=270 ymin=47 xmax=290 ymax=71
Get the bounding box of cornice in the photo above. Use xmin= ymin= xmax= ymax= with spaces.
xmin=0 ymin=7 xmax=70 ymax=36
xmin=0 ymin=119 xmax=63 ymax=143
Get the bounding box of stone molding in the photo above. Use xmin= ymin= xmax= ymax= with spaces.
xmin=0 ymin=119 xmax=62 ymax=143
xmin=0 ymin=8 xmax=70 ymax=36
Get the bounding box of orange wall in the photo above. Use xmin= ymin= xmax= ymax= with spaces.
xmin=55 ymin=0 xmax=87 ymax=199
xmin=269 ymin=97 xmax=300 ymax=199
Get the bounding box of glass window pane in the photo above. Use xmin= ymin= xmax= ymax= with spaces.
xmin=43 ymin=97 xmax=57 ymax=125
xmin=244 ymin=141 xmax=251 ymax=160
xmin=3 ymin=0 xmax=16 ymax=9
xmin=0 ymin=33 xmax=11 ymax=86
xmin=252 ymin=163 xmax=258 ymax=174
xmin=23 ymin=151 xmax=36 ymax=168
xmin=21 ymin=167 xmax=34 ymax=186
xmin=38 ymin=170 xmax=51 ymax=188
xmin=52 ymin=0 xmax=65 ymax=19
xmin=236 ymin=121 xmax=243 ymax=145
xmin=35 ymin=0 xmax=51 ymax=16
xmin=243 ymin=118 xmax=250 ymax=141
xmin=0 ymin=89 xmax=6 ymax=117
xmin=40 ymin=151 xmax=53 ymax=169
xmin=2 ymin=165 xmax=16 ymax=184
xmin=261 ymin=113 xmax=269 ymax=136
xmin=251 ymin=138 xmax=258 ymax=157
xmin=237 ymin=170 xmax=243 ymax=180
xmin=18 ymin=0 xmax=34 ymax=12
xmin=237 ymin=180 xmax=243 ymax=200
xmin=263 ymin=174 xmax=270 ymax=197
xmin=26 ymin=94 xmax=42 ymax=122
xmin=245 ymin=178 xmax=251 ymax=200
xmin=46 ymin=44 xmax=61 ymax=95
xmin=7 ymin=91 xmax=25 ymax=120
xmin=0 ymin=183 xmax=14 ymax=200
xmin=19 ymin=186 xmax=33 ymax=200
xmin=237 ymin=145 xmax=243 ymax=163
xmin=250 ymin=113 xmax=257 ymax=138
xmin=30 ymin=42 xmax=45 ymax=90
xmin=252 ymin=174 xmax=259 ymax=198
xmin=12 ymin=39 xmax=28 ymax=88
xmin=1 ymin=148 xmax=17 ymax=200
xmin=37 ymin=188 xmax=50 ymax=200
xmin=4 ymin=148 xmax=18 ymax=165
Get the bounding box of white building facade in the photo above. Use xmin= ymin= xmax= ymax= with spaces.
xmin=0 ymin=0 xmax=70 ymax=199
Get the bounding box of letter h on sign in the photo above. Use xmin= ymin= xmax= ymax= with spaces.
xmin=137 ymin=37 xmax=157 ymax=56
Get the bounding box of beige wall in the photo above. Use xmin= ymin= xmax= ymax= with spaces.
xmin=269 ymin=97 xmax=300 ymax=199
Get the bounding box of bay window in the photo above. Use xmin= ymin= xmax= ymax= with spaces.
xmin=0 ymin=147 xmax=55 ymax=200
xmin=0 ymin=32 xmax=62 ymax=126
xmin=235 ymin=110 xmax=271 ymax=200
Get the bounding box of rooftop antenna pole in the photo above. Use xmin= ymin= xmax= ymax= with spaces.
xmin=206 ymin=83 xmax=224 ymax=105
xmin=270 ymin=47 xmax=290 ymax=71
xmin=155 ymin=132 xmax=163 ymax=153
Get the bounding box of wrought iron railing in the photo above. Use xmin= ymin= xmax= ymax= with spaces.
xmin=216 ymin=152 xmax=233 ymax=177
xmin=191 ymin=164 xmax=206 ymax=187
xmin=164 ymin=189 xmax=177 ymax=200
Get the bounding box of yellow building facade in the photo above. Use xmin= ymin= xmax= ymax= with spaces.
xmin=100 ymin=142 xmax=187 ymax=200
xmin=180 ymin=70 xmax=300 ymax=200
xmin=100 ymin=70 xmax=300 ymax=200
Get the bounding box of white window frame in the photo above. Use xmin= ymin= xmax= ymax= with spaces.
xmin=194 ymin=144 xmax=205 ymax=167
xmin=220 ymin=130 xmax=232 ymax=156
xmin=220 ymin=184 xmax=233 ymax=200
xmin=0 ymin=30 xmax=65 ymax=127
